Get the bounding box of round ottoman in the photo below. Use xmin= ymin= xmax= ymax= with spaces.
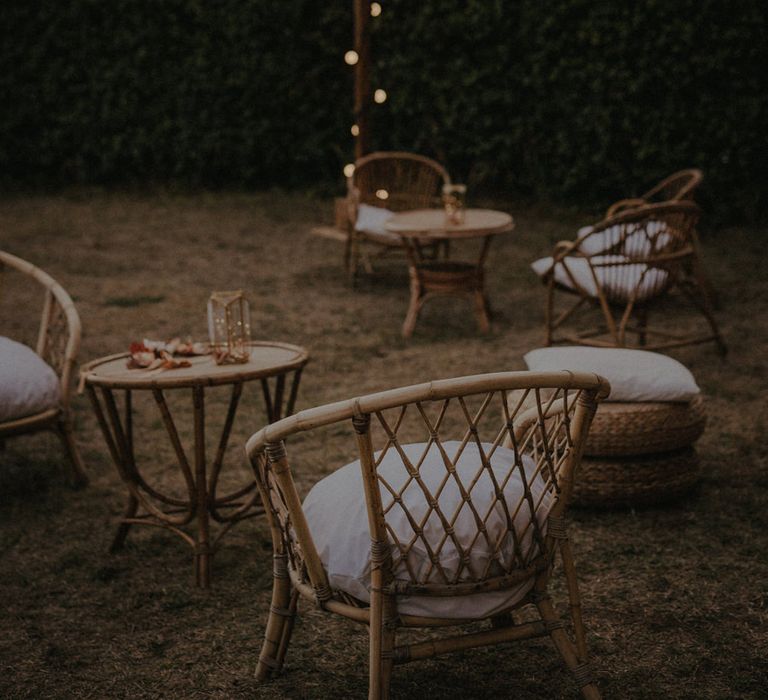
xmin=524 ymin=346 xmax=706 ymax=508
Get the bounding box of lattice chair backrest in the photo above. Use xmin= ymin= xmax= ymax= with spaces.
xmin=350 ymin=151 xmax=450 ymax=212
xmin=247 ymin=372 xmax=608 ymax=606
xmin=643 ymin=168 xmax=703 ymax=204
xmin=572 ymin=202 xmax=699 ymax=305
xmin=0 ymin=250 xmax=81 ymax=397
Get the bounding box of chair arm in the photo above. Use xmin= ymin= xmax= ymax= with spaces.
xmin=552 ymin=239 xmax=581 ymax=261
xmin=605 ymin=197 xmax=646 ymax=218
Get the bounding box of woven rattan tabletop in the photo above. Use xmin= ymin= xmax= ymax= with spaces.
xmin=385 ymin=208 xmax=514 ymax=240
xmin=81 ymin=340 xmax=309 ymax=390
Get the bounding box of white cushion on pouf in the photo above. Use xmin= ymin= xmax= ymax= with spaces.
xmin=0 ymin=336 xmax=61 ymax=422
xmin=524 ymin=346 xmax=700 ymax=402
xmin=531 ymin=255 xmax=668 ymax=302
xmin=355 ymin=203 xmax=401 ymax=243
xmin=303 ymin=441 xmax=552 ymax=619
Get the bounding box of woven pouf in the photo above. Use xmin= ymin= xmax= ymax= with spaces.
xmin=584 ymin=394 xmax=706 ymax=457
xmin=524 ymin=346 xmax=707 ymax=508
xmin=575 ymin=448 xmax=700 ymax=508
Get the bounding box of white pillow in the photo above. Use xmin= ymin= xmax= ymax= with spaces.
xmin=354 ymin=203 xmax=401 ymax=244
xmin=303 ymin=441 xmax=552 ymax=619
xmin=0 ymin=336 xmax=61 ymax=422
xmin=577 ymin=220 xmax=670 ymax=257
xmin=577 ymin=225 xmax=622 ymax=255
xmin=531 ymin=255 xmax=668 ymax=302
xmin=524 ymin=346 xmax=700 ymax=402
xmin=622 ymin=221 xmax=671 ymax=258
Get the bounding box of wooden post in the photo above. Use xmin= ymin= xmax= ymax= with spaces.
xmin=354 ymin=0 xmax=371 ymax=159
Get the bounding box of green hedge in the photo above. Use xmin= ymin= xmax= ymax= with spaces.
xmin=1 ymin=1 xmax=766 ymax=221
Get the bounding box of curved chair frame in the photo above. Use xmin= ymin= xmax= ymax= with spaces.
xmin=247 ymin=371 xmax=609 ymax=699
xmin=0 ymin=250 xmax=87 ymax=485
xmin=345 ymin=151 xmax=451 ymax=284
xmin=605 ymin=168 xmax=703 ymax=218
xmin=542 ymin=202 xmax=726 ymax=354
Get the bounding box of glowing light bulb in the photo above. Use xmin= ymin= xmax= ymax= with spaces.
xmin=351 ymin=124 xmax=360 ymax=136
xmin=371 ymin=2 xmax=382 ymax=17
xmin=343 ymin=163 xmax=355 ymax=178
xmin=374 ymin=89 xmax=387 ymax=104
xmin=344 ymin=50 xmax=359 ymax=66
xmin=375 ymin=189 xmax=389 ymax=200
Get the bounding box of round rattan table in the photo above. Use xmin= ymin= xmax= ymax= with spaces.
xmin=81 ymin=341 xmax=309 ymax=588
xmin=385 ymin=208 xmax=514 ymax=337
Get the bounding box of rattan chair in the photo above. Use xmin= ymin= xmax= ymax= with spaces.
xmin=247 ymin=371 xmax=609 ymax=699
xmin=536 ymin=201 xmax=726 ymax=353
xmin=0 ymin=250 xmax=87 ymax=485
xmin=345 ymin=151 xmax=451 ymax=283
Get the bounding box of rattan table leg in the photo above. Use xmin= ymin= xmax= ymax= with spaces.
xmin=191 ymin=386 xmax=211 ymax=588
xmin=88 ymin=386 xmax=143 ymax=550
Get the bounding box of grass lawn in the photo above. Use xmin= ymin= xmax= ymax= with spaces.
xmin=1 ymin=190 xmax=766 ymax=699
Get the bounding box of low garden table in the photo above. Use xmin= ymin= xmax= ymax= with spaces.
xmin=81 ymin=341 xmax=309 ymax=588
xmin=385 ymin=208 xmax=514 ymax=337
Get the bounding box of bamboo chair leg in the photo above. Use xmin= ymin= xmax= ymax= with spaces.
xmin=536 ymin=596 xmax=601 ymax=700
xmin=697 ymin=298 xmax=727 ymax=357
xmin=56 ymin=418 xmax=88 ymax=487
xmin=680 ymin=281 xmax=728 ymax=356
xmin=698 ymin=271 xmax=719 ymax=310
xmin=110 ymin=493 xmax=139 ymax=552
xmin=559 ymin=539 xmax=588 ymax=661
xmin=368 ymin=616 xmax=396 ymax=700
xmin=256 ymin=554 xmax=294 ymax=681
xmin=380 ymin=625 xmax=395 ymax=700
xmin=474 ymin=289 xmax=491 ymax=333
xmin=274 ymin=588 xmax=299 ymax=671
xmin=689 ymin=239 xmax=719 ymax=309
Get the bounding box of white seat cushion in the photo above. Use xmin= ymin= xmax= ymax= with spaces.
xmin=531 ymin=254 xmax=668 ymax=302
xmin=355 ymin=203 xmax=401 ymax=244
xmin=0 ymin=336 xmax=61 ymax=422
xmin=303 ymin=441 xmax=552 ymax=619
xmin=524 ymin=346 xmax=700 ymax=402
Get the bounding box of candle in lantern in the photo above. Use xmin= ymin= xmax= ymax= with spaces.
xmin=207 ymin=290 xmax=251 ymax=364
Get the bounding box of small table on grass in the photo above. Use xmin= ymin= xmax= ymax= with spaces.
xmin=81 ymin=341 xmax=309 ymax=588
xmin=385 ymin=208 xmax=515 ymax=338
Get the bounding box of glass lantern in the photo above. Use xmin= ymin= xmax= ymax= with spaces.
xmin=207 ymin=290 xmax=251 ymax=364
xmin=442 ymin=184 xmax=467 ymax=225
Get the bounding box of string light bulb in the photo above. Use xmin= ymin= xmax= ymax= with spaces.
xmin=343 ymin=163 xmax=355 ymax=178
xmin=376 ymin=189 xmax=389 ymax=200
xmin=351 ymin=124 xmax=360 ymax=136
xmin=344 ymin=50 xmax=359 ymax=65
xmin=370 ymin=2 xmax=382 ymax=17
xmin=374 ymin=88 xmax=387 ymax=104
